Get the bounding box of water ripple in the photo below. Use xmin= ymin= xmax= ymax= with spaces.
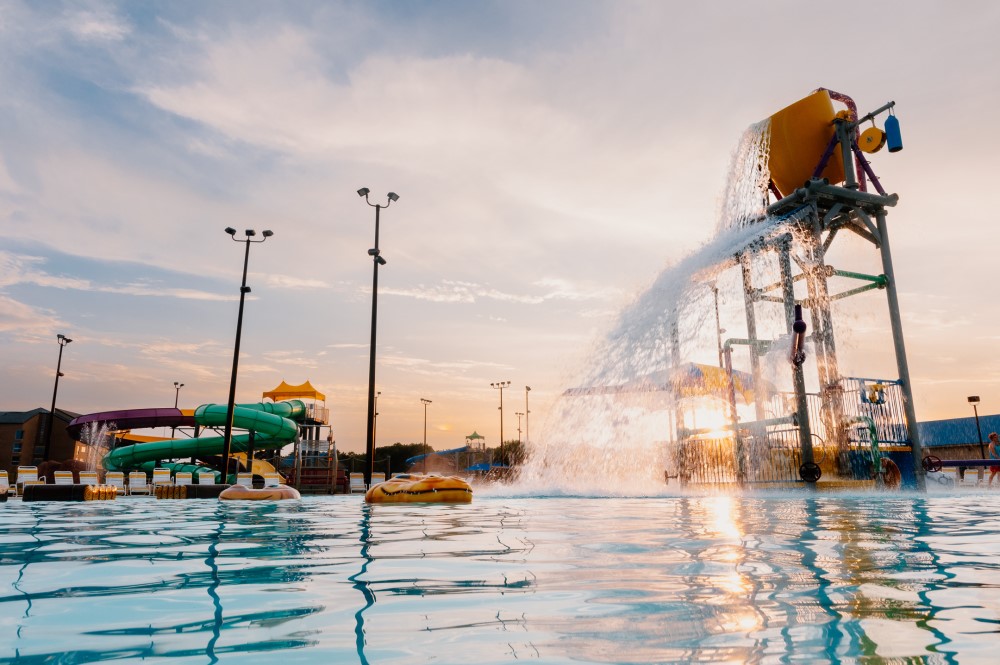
xmin=1 ymin=494 xmax=998 ymax=663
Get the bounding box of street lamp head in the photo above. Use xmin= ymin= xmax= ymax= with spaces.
xmin=225 ymin=227 xmax=237 ymax=236
xmin=57 ymin=334 xmax=72 ymax=345
xmin=386 ymin=192 xmax=399 ymax=203
xmin=969 ymin=396 xmax=981 ymax=403
xmin=357 ymin=187 xmax=370 ymax=198
xmin=245 ymin=229 xmax=256 ymax=237
xmin=262 ymin=230 xmax=273 ymax=238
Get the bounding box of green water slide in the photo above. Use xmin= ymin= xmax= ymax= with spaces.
xmin=102 ymin=400 xmax=305 ymax=482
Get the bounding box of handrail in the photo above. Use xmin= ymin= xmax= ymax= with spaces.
xmin=850 ymin=415 xmax=883 ymax=482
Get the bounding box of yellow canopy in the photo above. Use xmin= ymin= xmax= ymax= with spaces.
xmin=262 ymin=380 xmax=326 ymax=402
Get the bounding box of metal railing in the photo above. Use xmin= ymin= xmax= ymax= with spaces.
xmin=669 ymin=376 xmax=912 ymax=485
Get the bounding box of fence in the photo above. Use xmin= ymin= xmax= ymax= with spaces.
xmin=669 ymin=376 xmax=912 ymax=485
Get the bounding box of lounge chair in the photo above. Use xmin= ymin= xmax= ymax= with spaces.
xmin=235 ymin=473 xmax=253 ymax=488
xmin=349 ymin=473 xmax=367 ymax=494
xmin=152 ymin=468 xmax=172 ymax=486
xmin=196 ymin=471 xmax=217 ymax=484
xmin=263 ymin=472 xmax=282 ymax=487
xmin=0 ymin=470 xmax=13 ymax=496
xmin=54 ymin=470 xmax=74 ymax=485
xmin=174 ymin=472 xmax=193 ymax=486
xmin=106 ymin=472 xmax=126 ymax=495
xmin=79 ymin=471 xmax=99 ymax=486
xmin=16 ymin=466 xmax=44 ymax=495
xmin=128 ymin=471 xmax=150 ymax=495
xmin=371 ymin=472 xmax=386 ymax=485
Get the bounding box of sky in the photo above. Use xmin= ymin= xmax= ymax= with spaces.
xmin=2 ymin=0 xmax=1000 ymax=453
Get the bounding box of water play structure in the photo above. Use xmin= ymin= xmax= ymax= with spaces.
xmin=66 ymin=381 xmax=330 ymax=485
xmin=68 ymin=401 xmax=303 ymax=480
xmin=523 ymin=88 xmax=924 ymax=491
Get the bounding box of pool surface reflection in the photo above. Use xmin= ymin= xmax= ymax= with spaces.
xmin=1 ymin=493 xmax=998 ymax=663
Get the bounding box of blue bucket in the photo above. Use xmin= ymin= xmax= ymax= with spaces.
xmin=885 ymin=114 xmax=903 ymax=153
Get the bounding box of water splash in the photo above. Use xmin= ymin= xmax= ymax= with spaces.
xmin=514 ymin=116 xmax=805 ymax=495
xmin=80 ymin=421 xmax=114 ymax=471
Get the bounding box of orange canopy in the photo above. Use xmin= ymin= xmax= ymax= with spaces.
xmin=262 ymin=380 xmax=326 ymax=402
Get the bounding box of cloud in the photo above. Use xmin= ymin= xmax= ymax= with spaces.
xmin=264 ymin=274 xmax=331 ymax=289
xmin=64 ymin=6 xmax=131 ymax=43
xmin=379 ymin=352 xmax=509 ymax=378
xmin=0 ymin=250 xmax=228 ymax=301
xmin=0 ymin=294 xmax=61 ymax=336
xmin=377 ymin=278 xmax=621 ymax=305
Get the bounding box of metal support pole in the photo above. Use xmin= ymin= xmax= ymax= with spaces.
xmin=44 ymin=335 xmax=71 ymax=461
xmin=525 ymin=386 xmax=531 ymax=446
xmin=491 ymin=382 xmax=510 ymax=464
xmin=739 ymin=253 xmax=765 ymax=421
xmin=421 ymin=398 xmax=431 ymax=473
xmin=222 ymin=237 xmax=252 ymax=482
xmin=780 ymin=240 xmax=814 ymax=470
xmin=875 ymin=208 xmax=926 ymax=490
xmin=364 ymin=203 xmax=385 ymax=489
xmin=835 ymin=120 xmax=858 ymax=190
xmin=245 ymin=430 xmax=256 ymax=476
xmin=711 ymin=283 xmax=724 ymax=368
xmin=972 ymin=402 xmax=986 ymax=458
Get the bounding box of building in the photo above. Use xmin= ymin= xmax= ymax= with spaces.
xmin=0 ymin=408 xmax=80 ymax=475
xmin=917 ymin=413 xmax=1000 ymax=457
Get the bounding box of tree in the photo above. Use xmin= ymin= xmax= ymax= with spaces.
xmin=340 ymin=442 xmax=434 ymax=476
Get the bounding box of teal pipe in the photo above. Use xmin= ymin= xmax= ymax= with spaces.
xmin=103 ymin=400 xmax=304 ymax=477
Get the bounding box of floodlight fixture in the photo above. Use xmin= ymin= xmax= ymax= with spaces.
xmin=225 ymin=227 xmax=237 ymax=236
xmin=357 ymin=187 xmax=370 ymax=197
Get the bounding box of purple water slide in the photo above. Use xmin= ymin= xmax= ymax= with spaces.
xmin=66 ymin=408 xmax=195 ymax=439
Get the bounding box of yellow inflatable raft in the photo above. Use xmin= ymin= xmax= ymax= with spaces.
xmin=365 ymin=473 xmax=473 ymax=504
xmin=219 ymin=484 xmax=301 ymax=501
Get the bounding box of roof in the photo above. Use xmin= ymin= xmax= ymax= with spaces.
xmin=917 ymin=413 xmax=1000 ymax=447
xmin=0 ymin=408 xmax=79 ymax=425
xmin=262 ymin=380 xmax=325 ymax=402
xmin=466 ymin=431 xmax=485 ymax=440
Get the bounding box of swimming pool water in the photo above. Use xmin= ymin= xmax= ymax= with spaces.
xmin=1 ymin=492 xmax=998 ymax=664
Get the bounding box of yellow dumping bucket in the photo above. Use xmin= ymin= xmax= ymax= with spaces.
xmin=767 ymin=90 xmax=844 ymax=197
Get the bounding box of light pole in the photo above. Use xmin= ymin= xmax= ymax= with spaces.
xmin=373 ymin=391 xmax=381 ymax=450
xmin=359 ymin=188 xmax=399 ymax=488
xmin=171 ymin=381 xmax=185 ymax=439
xmin=969 ymin=396 xmax=986 ymax=458
xmin=222 ymin=227 xmax=273 ymax=482
xmin=43 ymin=333 xmax=72 ymax=461
xmin=525 ymin=386 xmax=531 ymax=446
xmin=515 ymin=411 xmax=523 ymax=444
xmin=491 ymin=381 xmax=510 ymax=465
xmin=421 ymin=398 xmax=432 ymax=472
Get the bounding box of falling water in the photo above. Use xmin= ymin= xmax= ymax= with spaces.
xmin=717 ymin=119 xmax=771 ymax=234
xmin=81 ymin=421 xmax=114 ymax=471
xmin=513 ymin=116 xmax=796 ymax=494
